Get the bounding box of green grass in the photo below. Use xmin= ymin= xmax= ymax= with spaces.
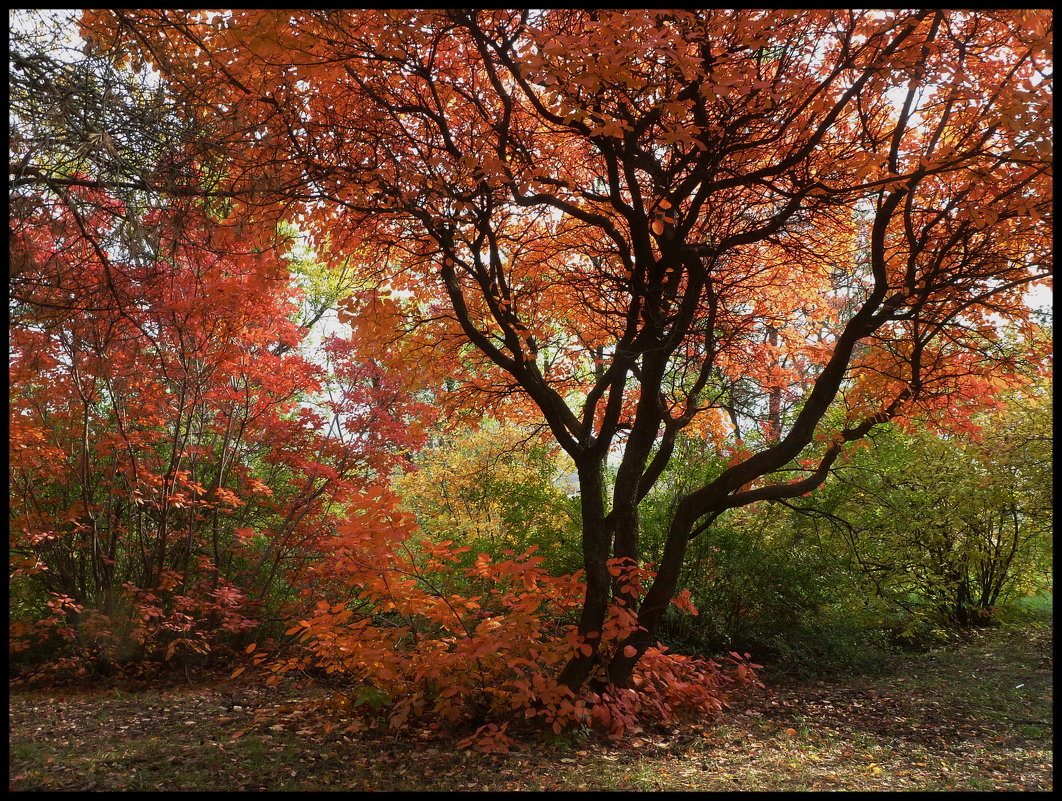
xmin=1003 ymin=591 xmax=1053 ymax=622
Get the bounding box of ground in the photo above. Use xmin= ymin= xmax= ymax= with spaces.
xmin=9 ymin=620 xmax=1052 ymax=792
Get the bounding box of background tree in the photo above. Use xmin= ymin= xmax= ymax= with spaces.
xmin=79 ymin=9 xmax=1052 ymax=693
xmin=9 ymin=13 xmax=432 ymax=677
xmin=802 ymin=381 xmax=1053 ymax=633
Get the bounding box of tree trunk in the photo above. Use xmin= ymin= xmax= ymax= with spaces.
xmin=557 ymin=457 xmax=612 ymax=691
xmin=606 ymin=502 xmax=698 ymax=687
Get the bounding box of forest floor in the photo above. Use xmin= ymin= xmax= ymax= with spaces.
xmin=9 ymin=618 xmax=1052 ymax=792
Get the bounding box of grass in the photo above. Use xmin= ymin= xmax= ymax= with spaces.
xmin=9 ymin=614 xmax=1052 ymax=792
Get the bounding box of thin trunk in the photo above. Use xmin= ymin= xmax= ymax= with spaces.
xmin=766 ymin=325 xmax=782 ymax=442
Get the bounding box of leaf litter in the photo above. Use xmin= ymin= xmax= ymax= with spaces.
xmin=9 ymin=622 xmax=1051 ymax=791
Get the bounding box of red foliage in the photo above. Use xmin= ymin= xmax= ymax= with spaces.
xmin=77 ymin=8 xmax=1052 ymax=695
xmin=9 ymin=180 xmax=431 ymax=680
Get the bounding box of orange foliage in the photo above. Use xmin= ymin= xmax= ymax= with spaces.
xmin=246 ymin=489 xmax=759 ymax=748
xmin=72 ymin=9 xmax=1052 ymax=700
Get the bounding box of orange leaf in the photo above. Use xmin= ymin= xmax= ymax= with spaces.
xmin=623 ymin=645 xmax=637 ymax=658
xmin=245 ymin=643 xmax=257 ymax=654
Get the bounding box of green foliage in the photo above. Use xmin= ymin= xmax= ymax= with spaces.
xmin=637 ymin=383 xmax=1052 ymax=674
xmin=664 ymin=507 xmax=890 ymax=674
xmin=637 ymin=436 xmax=884 ymax=675
xmin=279 ymin=222 xmax=369 ymax=338
xmin=810 ymin=386 xmax=1052 ymax=634
xmin=1000 ymin=592 xmax=1053 ymax=627
xmin=394 ymin=422 xmax=583 ymax=578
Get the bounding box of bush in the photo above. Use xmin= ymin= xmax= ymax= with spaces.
xmin=652 ymin=502 xmax=894 ymax=677
xmin=394 ymin=422 xmax=583 ymax=580
xmin=251 ymin=489 xmax=761 ymax=749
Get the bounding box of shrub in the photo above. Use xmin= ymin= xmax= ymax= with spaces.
xmin=251 ymin=488 xmax=761 ymax=749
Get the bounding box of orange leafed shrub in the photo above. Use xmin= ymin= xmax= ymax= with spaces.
xmin=257 ymin=490 xmax=761 ymax=749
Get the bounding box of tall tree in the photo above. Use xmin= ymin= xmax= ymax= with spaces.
xmin=81 ymin=9 xmax=1052 ymax=689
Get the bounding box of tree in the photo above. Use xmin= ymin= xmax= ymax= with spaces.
xmin=9 ymin=15 xmax=433 ymax=675
xmin=80 ymin=9 xmax=1052 ymax=691
xmin=802 ymin=382 xmax=1053 ymax=631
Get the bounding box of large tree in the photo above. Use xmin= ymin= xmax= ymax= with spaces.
xmin=80 ymin=9 xmax=1052 ymax=690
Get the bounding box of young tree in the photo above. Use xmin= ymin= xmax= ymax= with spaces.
xmin=9 ymin=16 xmax=432 ymax=673
xmin=81 ymin=9 xmax=1052 ymax=690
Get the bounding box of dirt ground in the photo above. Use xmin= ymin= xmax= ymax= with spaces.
xmin=9 ymin=621 xmax=1052 ymax=791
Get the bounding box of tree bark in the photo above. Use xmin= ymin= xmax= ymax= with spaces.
xmin=557 ymin=456 xmax=612 ymax=691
